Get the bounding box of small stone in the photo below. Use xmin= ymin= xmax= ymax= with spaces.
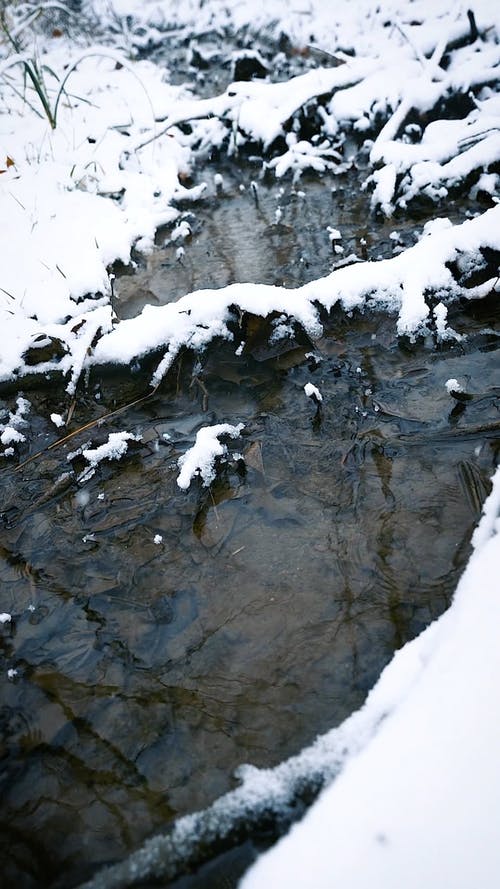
xmin=233 ymin=53 xmax=269 ymax=81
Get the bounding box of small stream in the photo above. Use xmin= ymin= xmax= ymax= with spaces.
xmin=1 ymin=37 xmax=500 ymax=889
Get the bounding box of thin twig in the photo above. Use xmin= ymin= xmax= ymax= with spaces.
xmin=66 ymin=398 xmax=77 ymax=426
xmin=189 ymin=375 xmax=209 ymax=411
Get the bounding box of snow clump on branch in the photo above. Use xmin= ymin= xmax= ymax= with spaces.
xmin=177 ymin=423 xmax=244 ymax=490
xmin=68 ymin=431 xmax=142 ymax=483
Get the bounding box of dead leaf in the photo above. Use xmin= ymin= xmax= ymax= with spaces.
xmin=0 ymin=156 xmax=15 ymax=174
xmin=244 ymin=440 xmax=265 ymax=476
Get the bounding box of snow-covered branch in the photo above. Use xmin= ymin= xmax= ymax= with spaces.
xmin=176 ymin=422 xmax=244 ymax=490
xmin=90 ymin=205 xmax=500 ymax=385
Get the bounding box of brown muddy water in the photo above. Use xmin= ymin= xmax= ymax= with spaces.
xmin=1 ymin=160 xmax=499 ymax=889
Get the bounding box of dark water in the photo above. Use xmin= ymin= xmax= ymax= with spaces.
xmin=1 ymin=154 xmax=499 ymax=887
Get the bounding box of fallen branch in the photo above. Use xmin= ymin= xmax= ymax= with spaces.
xmin=90 ymin=205 xmax=500 ymax=388
xmin=131 ymin=59 xmax=377 ymax=152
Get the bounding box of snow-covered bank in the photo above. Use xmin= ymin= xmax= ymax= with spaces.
xmin=0 ymin=39 xmax=203 ymax=391
xmin=1 ymin=0 xmax=499 ymax=399
xmin=2 ymin=1 xmax=500 ymax=885
xmin=241 ymin=467 xmax=500 ymax=889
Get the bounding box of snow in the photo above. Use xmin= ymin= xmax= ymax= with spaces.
xmin=241 ymin=466 xmax=500 ymax=889
xmin=69 ymin=431 xmax=141 ymax=482
xmin=81 ymin=431 xmax=140 ymax=467
xmin=472 ymin=469 xmax=500 ymax=550
xmin=0 ymin=396 xmax=30 ymax=455
xmin=0 ymin=39 xmax=199 ymax=390
xmin=367 ymin=86 xmax=500 ymax=212
xmin=369 ymin=163 xmax=397 ymax=216
xmin=304 ymin=383 xmax=323 ymax=403
xmin=0 ymin=613 xmax=12 ymax=624
xmin=267 ymin=136 xmax=342 ymax=181
xmin=50 ymin=413 xmax=65 ymax=428
xmin=433 ymin=303 xmax=461 ymax=342
xmin=327 ymin=227 xmax=341 ymax=242
xmin=470 ymin=171 xmax=500 ymax=200
xmin=2 ymin=23 xmax=498 ymax=389
xmin=176 ymin=423 xmax=244 ymax=490
xmin=1 ymin=426 xmax=25 ymax=446
xmin=170 ymin=220 xmax=192 ymax=242
xmin=153 ymin=534 xmax=163 ymax=545
xmin=445 ymin=378 xmax=464 ymax=395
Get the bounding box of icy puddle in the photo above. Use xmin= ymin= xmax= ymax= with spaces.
xmin=1 ymin=170 xmax=499 ymax=888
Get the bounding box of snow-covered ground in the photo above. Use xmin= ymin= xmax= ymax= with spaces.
xmin=1 ymin=0 xmax=499 ymax=885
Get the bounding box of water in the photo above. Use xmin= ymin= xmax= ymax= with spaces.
xmin=1 ymin=51 xmax=499 ymax=889
xmin=1 ymin=278 xmax=498 ymax=887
